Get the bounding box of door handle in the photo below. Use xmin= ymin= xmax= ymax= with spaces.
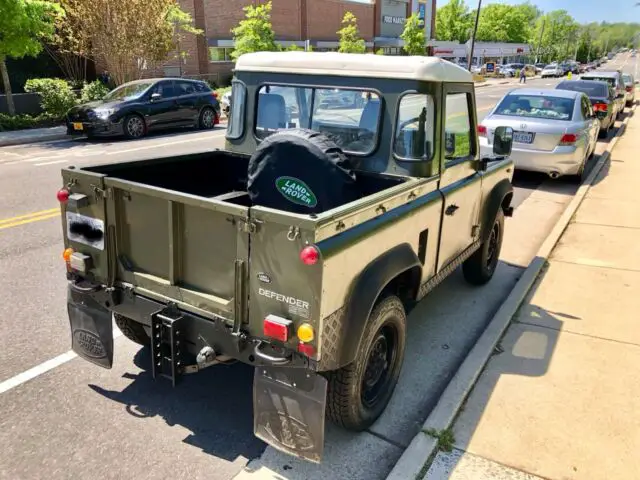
xmin=445 ymin=204 xmax=459 ymax=216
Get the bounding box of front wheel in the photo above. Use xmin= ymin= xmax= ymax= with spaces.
xmin=123 ymin=114 xmax=146 ymax=139
xmin=325 ymin=295 xmax=406 ymax=431
xmin=463 ymin=209 xmax=505 ymax=286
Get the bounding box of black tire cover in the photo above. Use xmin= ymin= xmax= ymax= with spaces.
xmin=247 ymin=129 xmax=360 ymax=214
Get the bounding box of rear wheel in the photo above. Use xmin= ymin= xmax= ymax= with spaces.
xmin=463 ymin=209 xmax=504 ymax=285
xmin=114 ymin=314 xmax=150 ymax=346
xmin=325 ymin=295 xmax=406 ymax=430
xmin=198 ymin=107 xmax=216 ymax=129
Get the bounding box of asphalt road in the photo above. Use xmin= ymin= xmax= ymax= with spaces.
xmin=0 ymin=52 xmax=636 ymax=480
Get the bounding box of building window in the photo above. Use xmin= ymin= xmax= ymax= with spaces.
xmin=209 ymin=47 xmax=234 ymax=62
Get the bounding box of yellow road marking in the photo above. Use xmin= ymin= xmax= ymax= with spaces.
xmin=0 ymin=208 xmax=60 ymax=230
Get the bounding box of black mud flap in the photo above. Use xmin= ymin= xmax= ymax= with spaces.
xmin=67 ymin=286 xmax=114 ymax=369
xmin=253 ymin=366 xmax=328 ymax=463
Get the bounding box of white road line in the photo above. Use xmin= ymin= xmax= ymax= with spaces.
xmin=35 ymin=159 xmax=70 ymax=166
xmin=0 ymin=328 xmax=122 ymax=395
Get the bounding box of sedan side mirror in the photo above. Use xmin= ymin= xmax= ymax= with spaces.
xmin=150 ymin=92 xmax=162 ymax=101
xmin=493 ymin=126 xmax=514 ymax=157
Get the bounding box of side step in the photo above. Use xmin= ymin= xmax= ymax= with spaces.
xmin=150 ymin=310 xmax=184 ymax=387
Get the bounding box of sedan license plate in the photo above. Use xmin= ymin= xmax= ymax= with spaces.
xmin=73 ymin=122 xmax=83 ymax=131
xmin=513 ymin=131 xmax=534 ymax=144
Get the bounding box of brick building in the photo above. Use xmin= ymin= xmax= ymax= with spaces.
xmin=157 ymin=0 xmax=436 ymax=85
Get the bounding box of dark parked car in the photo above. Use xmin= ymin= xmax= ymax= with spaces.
xmin=66 ymin=78 xmax=221 ymax=139
xmin=556 ymin=79 xmax=618 ymax=138
xmin=580 ymin=70 xmax=627 ymax=118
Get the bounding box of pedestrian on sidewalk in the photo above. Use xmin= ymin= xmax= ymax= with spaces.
xmin=519 ymin=68 xmax=526 ymax=84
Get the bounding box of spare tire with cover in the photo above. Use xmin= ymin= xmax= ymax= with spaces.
xmin=247 ymin=129 xmax=360 ymax=214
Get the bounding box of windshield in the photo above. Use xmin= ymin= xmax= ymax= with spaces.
xmin=558 ymin=81 xmax=607 ymax=97
xmin=103 ymin=82 xmax=154 ymax=101
xmin=495 ymin=94 xmax=575 ymax=121
xmin=255 ymin=85 xmax=380 ymax=154
xmin=622 ymin=74 xmax=633 ymax=84
xmin=582 ymin=76 xmax=616 ymax=87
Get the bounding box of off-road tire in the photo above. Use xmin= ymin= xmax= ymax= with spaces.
xmin=325 ymin=295 xmax=406 ymax=431
xmin=114 ymin=314 xmax=150 ymax=346
xmin=463 ymin=209 xmax=505 ymax=286
xmin=123 ymin=114 xmax=146 ymax=139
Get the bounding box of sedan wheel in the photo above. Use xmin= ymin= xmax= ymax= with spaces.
xmin=124 ymin=115 xmax=146 ymax=139
xmin=199 ymin=107 xmax=216 ymax=130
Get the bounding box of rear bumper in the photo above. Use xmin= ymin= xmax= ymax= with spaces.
xmin=66 ymin=280 xmax=313 ymax=371
xmin=481 ymin=140 xmax=585 ymax=176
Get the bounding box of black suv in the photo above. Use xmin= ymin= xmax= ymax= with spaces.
xmin=66 ymin=78 xmax=221 ymax=139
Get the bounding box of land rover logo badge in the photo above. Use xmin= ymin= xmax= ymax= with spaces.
xmin=275 ymin=176 xmax=318 ymax=208
xmin=257 ymin=272 xmax=271 ymax=283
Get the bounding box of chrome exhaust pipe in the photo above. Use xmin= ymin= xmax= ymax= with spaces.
xmin=549 ymin=171 xmax=560 ymax=179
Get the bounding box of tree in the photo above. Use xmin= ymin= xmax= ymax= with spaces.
xmin=337 ymin=11 xmax=366 ymax=54
xmin=401 ymin=14 xmax=426 ymax=56
xmin=57 ymin=0 xmax=201 ymax=86
xmin=46 ymin=0 xmax=90 ymax=83
xmin=475 ymin=4 xmax=531 ymax=43
xmin=231 ymin=1 xmax=278 ymax=60
xmin=435 ymin=0 xmax=473 ymax=43
xmin=0 ymin=0 xmax=62 ymax=115
xmin=530 ymin=10 xmax=578 ymax=63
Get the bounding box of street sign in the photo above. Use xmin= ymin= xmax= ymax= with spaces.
xmin=486 ymin=62 xmax=495 ymax=74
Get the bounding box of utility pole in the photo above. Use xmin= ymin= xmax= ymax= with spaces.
xmin=535 ymin=18 xmax=546 ymax=64
xmin=467 ymin=0 xmax=482 ymax=71
xmin=574 ymin=29 xmax=580 ymax=62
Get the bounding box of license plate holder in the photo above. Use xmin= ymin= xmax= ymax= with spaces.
xmin=513 ymin=131 xmax=535 ymax=144
xmin=254 ymin=366 xmax=327 ymax=463
xmin=67 ymin=290 xmax=113 ymax=369
xmin=73 ymin=122 xmax=84 ymax=131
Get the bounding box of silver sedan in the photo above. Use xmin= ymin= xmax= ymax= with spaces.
xmin=479 ymin=89 xmax=600 ymax=180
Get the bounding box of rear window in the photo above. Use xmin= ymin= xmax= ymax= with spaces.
xmin=495 ymin=94 xmax=575 ymax=121
xmin=622 ymin=74 xmax=633 ymax=83
xmin=558 ymin=81 xmax=607 ymax=97
xmin=582 ymin=76 xmax=616 ymax=87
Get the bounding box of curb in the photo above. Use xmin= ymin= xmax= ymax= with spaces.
xmin=386 ymin=104 xmax=636 ymax=480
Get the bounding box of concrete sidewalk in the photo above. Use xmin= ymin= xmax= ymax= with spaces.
xmin=0 ymin=125 xmax=67 ymax=147
xmin=425 ymin=112 xmax=640 ymax=479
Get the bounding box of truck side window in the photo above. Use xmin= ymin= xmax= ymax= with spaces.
xmin=226 ymin=82 xmax=246 ymax=140
xmin=394 ymin=94 xmax=435 ymax=162
xmin=444 ymin=93 xmax=472 ymax=163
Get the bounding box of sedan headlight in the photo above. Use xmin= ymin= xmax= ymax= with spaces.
xmin=94 ymin=108 xmax=117 ymax=120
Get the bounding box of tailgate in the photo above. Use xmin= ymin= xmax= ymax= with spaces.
xmin=104 ymin=178 xmax=250 ymax=322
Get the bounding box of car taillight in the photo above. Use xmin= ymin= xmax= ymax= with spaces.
xmin=57 ymin=188 xmax=70 ymax=203
xmin=298 ymin=342 xmax=315 ymax=357
xmin=477 ymin=125 xmax=487 ymax=137
xmin=559 ymin=133 xmax=577 ymax=146
xmin=626 ymin=86 xmax=633 ymax=92
xmin=263 ymin=315 xmax=292 ymax=342
xmin=212 ymin=91 xmax=218 ymax=99
xmin=300 ymin=245 xmax=319 ymax=265
xmin=593 ymin=103 xmax=608 ymax=112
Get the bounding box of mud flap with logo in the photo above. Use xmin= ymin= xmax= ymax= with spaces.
xmin=253 ymin=366 xmax=328 ymax=463
xmin=67 ymin=287 xmax=114 ymax=369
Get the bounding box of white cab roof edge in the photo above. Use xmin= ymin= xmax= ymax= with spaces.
xmin=234 ymin=51 xmax=473 ymax=83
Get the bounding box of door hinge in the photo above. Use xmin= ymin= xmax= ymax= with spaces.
xmin=239 ymin=219 xmax=259 ymax=234
xmin=471 ymin=224 xmax=480 ymax=237
xmin=90 ymin=185 xmax=112 ymax=200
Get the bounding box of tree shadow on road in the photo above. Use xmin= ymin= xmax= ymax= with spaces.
xmin=87 ymin=349 xmax=266 ymax=463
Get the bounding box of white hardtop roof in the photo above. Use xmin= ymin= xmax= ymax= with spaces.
xmin=234 ymin=51 xmax=473 ymax=83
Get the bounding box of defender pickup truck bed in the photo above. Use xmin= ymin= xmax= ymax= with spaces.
xmin=59 ymin=51 xmax=515 ymax=462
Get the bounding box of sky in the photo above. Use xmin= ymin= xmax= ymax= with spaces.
xmin=435 ymin=0 xmax=640 ymax=24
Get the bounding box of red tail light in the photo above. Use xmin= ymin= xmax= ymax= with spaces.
xmin=263 ymin=315 xmax=291 ymax=342
xmin=212 ymin=91 xmax=218 ymax=99
xmin=559 ymin=133 xmax=577 ymax=146
xmin=300 ymin=245 xmax=319 ymax=265
xmin=593 ymin=102 xmax=608 ymax=112
xmin=626 ymin=86 xmax=633 ymax=92
xmin=57 ymin=188 xmax=70 ymax=203
xmin=298 ymin=342 xmax=315 ymax=357
xmin=477 ymin=125 xmax=487 ymax=137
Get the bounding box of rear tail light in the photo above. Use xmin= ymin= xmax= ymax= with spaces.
xmin=477 ymin=125 xmax=487 ymax=137
xmin=559 ymin=133 xmax=577 ymax=146
xmin=593 ymin=103 xmax=608 ymax=112
xmin=63 ymin=247 xmax=74 ymax=271
xmin=57 ymin=188 xmax=70 ymax=203
xmin=626 ymin=86 xmax=633 ymax=92
xmin=263 ymin=315 xmax=292 ymax=342
xmin=212 ymin=91 xmax=218 ymax=99
xmin=298 ymin=342 xmax=315 ymax=357
xmin=300 ymin=245 xmax=319 ymax=265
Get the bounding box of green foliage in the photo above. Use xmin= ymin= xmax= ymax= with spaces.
xmin=0 ymin=0 xmax=63 ymax=59
xmin=423 ymin=428 xmax=455 ymax=452
xmin=215 ymin=86 xmax=231 ymax=98
xmin=337 ymin=11 xmax=366 ymax=54
xmin=284 ymin=44 xmax=303 ymax=51
xmin=375 ymin=48 xmax=385 ymax=56
xmin=401 ymin=14 xmax=426 ymax=56
xmin=231 ymin=1 xmax=278 ymax=60
xmin=80 ymin=80 xmax=110 ymax=103
xmin=475 ymin=4 xmax=533 ymax=43
xmin=24 ymin=78 xmax=76 ymax=118
xmin=435 ymin=0 xmax=473 ymax=42
xmin=0 ymin=112 xmax=59 ymax=131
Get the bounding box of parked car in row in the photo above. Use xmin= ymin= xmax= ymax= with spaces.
xmin=580 ymin=70 xmax=627 ymax=117
xmin=542 ymin=64 xmax=564 ymax=78
xmin=479 ymin=89 xmax=600 ymax=181
xmin=556 ymin=80 xmax=619 ymax=138
xmin=66 ymin=78 xmax=221 ymax=140
xmin=621 ymin=73 xmax=637 ymax=106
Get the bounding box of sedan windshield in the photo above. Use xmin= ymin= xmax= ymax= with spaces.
xmin=103 ymin=82 xmax=154 ymax=101
xmin=495 ymin=94 xmax=574 ymax=121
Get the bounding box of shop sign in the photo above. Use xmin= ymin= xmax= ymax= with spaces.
xmin=383 ymin=15 xmax=406 ymax=24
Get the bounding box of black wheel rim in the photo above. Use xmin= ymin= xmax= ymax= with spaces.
xmin=361 ymin=324 xmax=398 ymax=408
xmin=486 ymin=222 xmax=500 ymax=268
xmin=202 ymin=109 xmax=214 ymax=128
xmin=127 ymin=117 xmax=144 ymax=138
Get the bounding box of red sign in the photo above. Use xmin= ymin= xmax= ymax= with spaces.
xmin=435 ymin=49 xmax=454 ymax=54
xmin=517 ymin=48 xmax=523 ymax=53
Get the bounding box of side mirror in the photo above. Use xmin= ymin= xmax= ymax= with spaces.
xmin=493 ymin=126 xmax=514 ymax=157
xmin=150 ymin=92 xmax=162 ymax=101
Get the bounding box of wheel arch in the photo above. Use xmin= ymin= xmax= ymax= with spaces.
xmin=480 ymin=178 xmax=513 ymax=242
